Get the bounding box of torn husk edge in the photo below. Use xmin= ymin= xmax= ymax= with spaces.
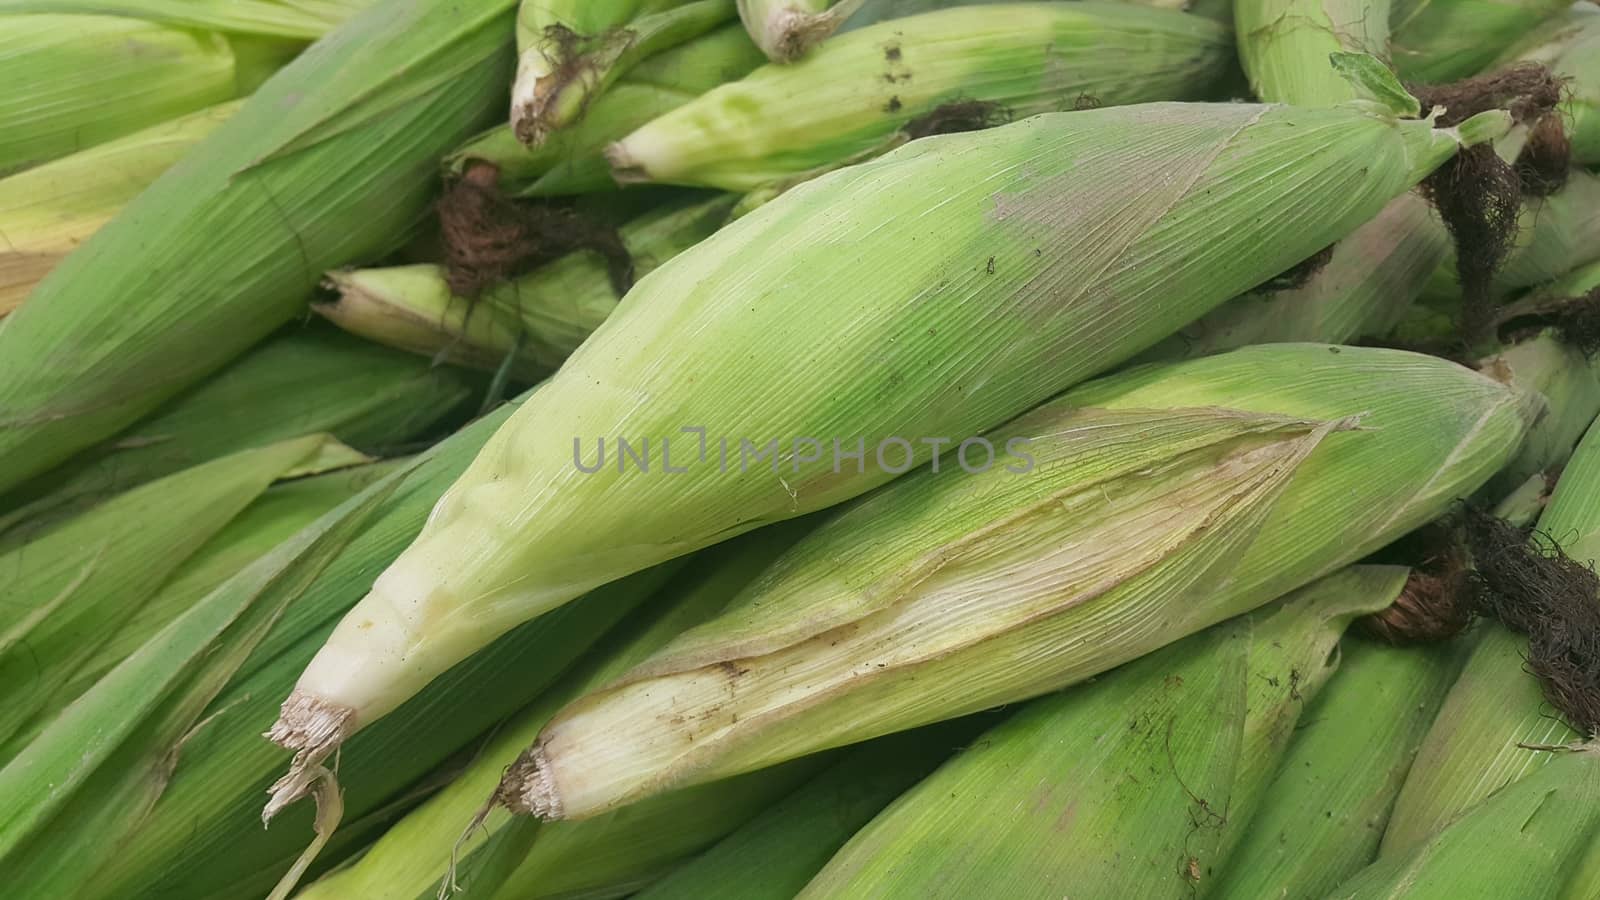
xmin=262 ymin=689 xmax=356 ymax=823
xmin=754 ymin=0 xmax=863 ymax=62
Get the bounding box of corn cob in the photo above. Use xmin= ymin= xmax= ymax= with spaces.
xmin=0 ymin=101 xmax=239 ymax=317
xmin=270 ymin=95 xmax=1502 ymax=783
xmin=607 ymin=3 xmax=1235 ymax=194
xmin=1235 ymin=0 xmax=1390 ymax=105
xmin=1499 ymin=1 xmax=1600 ymax=165
xmin=737 ymin=0 xmax=863 ymax=61
xmin=450 ymin=25 xmax=764 ymax=197
xmin=293 ymin=523 xmax=820 ymax=900
xmin=1142 ymin=193 xmax=1450 ymax=361
xmin=1382 ymin=413 xmax=1600 ymax=854
xmin=318 ymin=196 xmax=734 ymax=379
xmin=20 ymin=398 xmax=690 ymax=899
xmin=510 ymin=0 xmax=736 ymax=147
xmin=498 ymin=345 xmax=1524 ymax=821
xmin=0 ymin=325 xmax=476 ymax=543
xmin=1390 ymin=0 xmax=1573 ymax=82
xmin=0 ymin=0 xmax=516 ymax=497
xmin=798 ymin=566 xmax=1402 ymax=900
xmin=1331 ymin=744 xmax=1600 ymax=898
xmin=1208 ymin=636 xmax=1461 ymax=899
xmin=0 ymin=433 xmax=368 ymax=765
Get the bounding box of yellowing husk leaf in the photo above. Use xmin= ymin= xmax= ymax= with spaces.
xmin=317 ymin=197 xmax=734 ymax=379
xmin=499 ymin=345 xmax=1525 ymax=821
xmin=1236 ymin=0 xmax=1390 ymax=105
xmin=1332 ymin=744 xmax=1600 ymax=899
xmin=1390 ymin=0 xmax=1572 ymax=82
xmin=450 ymin=24 xmax=764 ymax=197
xmin=0 ymin=0 xmax=516 ymax=495
xmin=511 ymin=0 xmax=736 ymax=146
xmin=0 ymin=101 xmax=239 ymax=317
xmin=1499 ymin=1 xmax=1600 ymax=164
xmin=271 ymin=100 xmax=1491 ymax=783
xmin=1209 ymin=636 xmax=1462 ymax=899
xmin=607 ymin=3 xmax=1235 ymax=193
xmin=797 ymin=566 xmax=1404 ymax=900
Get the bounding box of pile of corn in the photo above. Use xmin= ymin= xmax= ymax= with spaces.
xmin=5 ymin=0 xmax=1600 ymax=896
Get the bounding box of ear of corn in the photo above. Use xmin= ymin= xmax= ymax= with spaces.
xmin=1390 ymin=0 xmax=1572 ymax=82
xmin=318 ymin=196 xmax=735 ymax=379
xmin=632 ymin=718 xmax=996 ymax=900
xmin=0 ymin=0 xmax=517 ymax=496
xmin=737 ymin=0 xmax=863 ymax=61
xmin=0 ymin=433 xmax=368 ymax=764
xmin=274 ymin=100 xmax=1490 ymax=776
xmin=1332 ymin=744 xmax=1600 ymax=899
xmin=511 ymin=0 xmax=737 ymax=147
xmin=606 ymin=3 xmax=1235 ymax=193
xmin=1499 ymin=0 xmax=1600 ymax=164
xmin=293 ymin=522 xmax=817 ymax=900
xmin=0 ymin=325 xmax=477 ymax=543
xmin=1208 ymin=636 xmax=1462 ymax=899
xmin=798 ymin=566 xmax=1402 ymax=900
xmin=1382 ymin=413 xmax=1600 ymax=855
xmin=0 ymin=101 xmax=239 ymax=317
xmin=1475 ymin=330 xmax=1600 ymax=501
xmin=449 ymin=24 xmax=765 ymax=197
xmin=1141 ymin=192 xmax=1450 ymax=361
xmin=1235 ymin=0 xmax=1390 ymax=105
xmin=502 ymin=345 xmax=1524 ymax=821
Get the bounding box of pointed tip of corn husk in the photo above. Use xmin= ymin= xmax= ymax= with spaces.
xmin=499 ymin=743 xmax=564 ymax=820
xmin=262 ymin=690 xmax=355 ymax=824
xmin=761 ymin=7 xmax=842 ymax=62
xmin=604 ymin=141 xmax=651 ymax=185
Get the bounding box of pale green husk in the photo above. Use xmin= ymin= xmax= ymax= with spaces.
xmin=510 ymin=0 xmax=736 ymax=146
xmin=1475 ymin=330 xmax=1600 ymax=501
xmin=1390 ymin=0 xmax=1572 ymax=82
xmin=0 ymin=0 xmax=517 ymax=495
xmin=798 ymin=566 xmax=1404 ymax=900
xmin=1235 ymin=0 xmax=1390 ymax=105
xmin=449 ymin=24 xmax=764 ymax=196
xmin=317 ymin=196 xmax=734 ymax=379
xmin=0 ymin=101 xmax=240 ymax=316
xmin=736 ymin=0 xmax=862 ymax=61
xmin=276 ymin=99 xmax=1484 ymax=768
xmin=0 ymin=0 xmax=377 ymax=39
xmin=608 ymin=3 xmax=1235 ymax=193
xmin=1208 ymin=636 xmax=1462 ymax=899
xmin=508 ymin=345 xmax=1525 ymax=820
xmin=1498 ymin=0 xmax=1600 ymax=164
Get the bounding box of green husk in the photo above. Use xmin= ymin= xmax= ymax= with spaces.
xmin=1475 ymin=330 xmax=1600 ymax=501
xmin=607 ymin=3 xmax=1235 ymax=193
xmin=1382 ymin=412 xmax=1600 ymax=855
xmin=60 ymin=397 xmax=694 ymax=899
xmin=635 ymin=718 xmax=993 ymax=900
xmin=317 ymin=196 xmax=734 ymax=379
xmin=0 ymin=0 xmax=377 ymax=39
xmin=0 ymin=433 xmax=368 ymax=764
xmin=1208 ymin=636 xmax=1462 ymax=899
xmin=736 ymin=0 xmax=863 ymax=61
xmin=799 ymin=566 xmax=1404 ymax=900
xmin=0 ymin=0 xmax=517 ymax=496
xmin=0 ymin=325 xmax=477 ymax=543
xmin=294 ymin=522 xmax=817 ymax=900
xmin=1142 ymin=192 xmax=1450 ymax=361
xmin=500 ymin=345 xmax=1525 ymax=821
xmin=273 ymin=98 xmax=1493 ymax=777
xmin=0 ymin=101 xmax=239 ymax=316
xmin=1390 ymin=0 xmax=1572 ymax=82
xmin=449 ymin=24 xmax=764 ymax=197
xmin=1498 ymin=1 xmax=1600 ymax=165
xmin=1235 ymin=0 xmax=1390 ymax=105
xmin=1331 ymin=744 xmax=1600 ymax=898
xmin=510 ymin=0 xmax=737 ymax=147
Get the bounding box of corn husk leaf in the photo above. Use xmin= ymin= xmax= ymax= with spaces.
xmin=737 ymin=0 xmax=863 ymax=61
xmin=0 ymin=101 xmax=240 ymax=317
xmin=282 ymin=100 xmax=1481 ymax=757
xmin=799 ymin=566 xmax=1403 ymax=900
xmin=607 ymin=3 xmax=1236 ymax=193
xmin=1235 ymin=0 xmax=1390 ymax=105
xmin=0 ymin=0 xmax=376 ymax=38
xmin=1499 ymin=0 xmax=1600 ymax=164
xmin=1475 ymin=330 xmax=1600 ymax=501
xmin=506 ymin=345 xmax=1525 ymax=820
xmin=0 ymin=325 xmax=476 ymax=544
xmin=0 ymin=0 xmax=516 ymax=495
xmin=1332 ymin=744 xmax=1600 ymax=898
xmin=1390 ymin=0 xmax=1572 ymax=82
xmin=317 ymin=196 xmax=734 ymax=379
xmin=0 ymin=433 xmax=367 ymax=762
xmin=1209 ymin=636 xmax=1462 ymax=899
